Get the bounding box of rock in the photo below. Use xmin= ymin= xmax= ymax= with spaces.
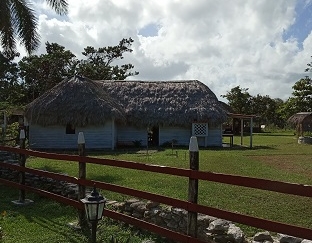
xmin=146 ymin=201 xmax=159 ymax=209
xmin=178 ymin=219 xmax=187 ymax=229
xmin=278 ymin=234 xmax=302 ymax=243
xmin=171 ymin=213 xmax=182 ymax=222
xmin=253 ymin=231 xmax=274 ymax=242
xmin=213 ymin=234 xmax=233 ymax=243
xmin=171 ymin=207 xmax=186 ymax=216
xmin=301 ymin=240 xmax=312 ymax=243
xmin=125 ymin=198 xmax=140 ymax=205
xmin=159 ymin=211 xmax=171 ymax=220
xmin=110 ymin=202 xmax=125 ymax=211
xmin=167 ymin=220 xmax=178 ymax=229
xmin=131 ymin=201 xmax=147 ymax=213
xmin=198 ymin=214 xmax=217 ymax=226
xmin=227 ymin=224 xmax=244 ymax=243
xmin=149 ymin=208 xmax=161 ymax=216
xmin=207 ymin=219 xmax=231 ymax=233
xmin=132 ymin=212 xmax=144 ymax=219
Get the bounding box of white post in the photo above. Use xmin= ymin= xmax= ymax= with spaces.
xmin=19 ymin=129 xmax=26 ymax=202
xmin=187 ymin=136 xmax=199 ymax=238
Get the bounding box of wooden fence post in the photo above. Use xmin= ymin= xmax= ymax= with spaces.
xmin=77 ymin=132 xmax=87 ymax=227
xmin=187 ymin=136 xmax=199 ymax=238
xmin=12 ymin=129 xmax=33 ymax=205
xmin=19 ymin=129 xmax=26 ymax=202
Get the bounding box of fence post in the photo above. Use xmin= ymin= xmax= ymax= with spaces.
xmin=19 ymin=129 xmax=26 ymax=203
xmin=187 ymin=136 xmax=199 ymax=238
xmin=12 ymin=129 xmax=33 ymax=205
xmin=77 ymin=132 xmax=87 ymax=227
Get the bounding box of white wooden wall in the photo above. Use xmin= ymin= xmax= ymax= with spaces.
xmin=29 ymin=122 xmax=223 ymax=149
xmin=29 ymin=121 xmax=113 ymax=150
xmin=116 ymin=126 xmax=148 ymax=146
xmin=159 ymin=126 xmax=191 ymax=146
xmin=159 ymin=124 xmax=223 ymax=147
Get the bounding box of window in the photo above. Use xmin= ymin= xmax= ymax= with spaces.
xmin=192 ymin=123 xmax=208 ymax=137
xmin=66 ymin=123 xmax=75 ymax=134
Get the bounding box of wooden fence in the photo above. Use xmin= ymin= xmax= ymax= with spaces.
xmin=1 ymin=144 xmax=312 ymax=242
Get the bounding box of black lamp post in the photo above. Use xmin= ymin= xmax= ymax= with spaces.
xmin=81 ymin=185 xmax=106 ymax=243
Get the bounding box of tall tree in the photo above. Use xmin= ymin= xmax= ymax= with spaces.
xmin=19 ymin=42 xmax=76 ymax=102
xmin=0 ymin=51 xmax=24 ymax=105
xmin=76 ymin=38 xmax=139 ymax=80
xmin=0 ymin=0 xmax=68 ymax=56
xmin=250 ymin=94 xmax=285 ymax=127
xmin=290 ymin=76 xmax=312 ymax=112
xmin=18 ymin=40 xmax=139 ymax=102
xmin=278 ymin=76 xmax=312 ymax=122
xmin=221 ymin=86 xmax=252 ymax=114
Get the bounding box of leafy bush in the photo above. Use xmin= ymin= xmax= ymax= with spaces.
xmin=1 ymin=122 xmax=20 ymax=146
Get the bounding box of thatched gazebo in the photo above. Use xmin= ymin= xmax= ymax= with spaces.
xmin=287 ymin=112 xmax=312 ymax=137
xmin=25 ymin=76 xmax=125 ymax=127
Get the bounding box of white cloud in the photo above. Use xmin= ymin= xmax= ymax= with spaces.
xmin=17 ymin=0 xmax=312 ymax=102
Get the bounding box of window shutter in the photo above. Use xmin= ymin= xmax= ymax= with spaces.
xmin=192 ymin=123 xmax=208 ymax=137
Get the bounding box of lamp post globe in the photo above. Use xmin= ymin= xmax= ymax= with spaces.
xmin=81 ymin=185 xmax=106 ymax=243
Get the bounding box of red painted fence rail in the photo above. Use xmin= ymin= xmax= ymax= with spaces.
xmin=1 ymin=145 xmax=312 ymax=241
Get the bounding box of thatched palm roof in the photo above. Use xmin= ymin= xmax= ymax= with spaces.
xmin=287 ymin=112 xmax=312 ymax=125
xmin=25 ymin=76 xmax=125 ymax=126
xmin=99 ymin=80 xmax=228 ymax=127
xmin=218 ymin=101 xmax=234 ymax=114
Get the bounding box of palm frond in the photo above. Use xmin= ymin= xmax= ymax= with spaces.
xmin=45 ymin=0 xmax=68 ymax=15
xmin=0 ymin=0 xmax=16 ymax=55
xmin=10 ymin=0 xmax=39 ymax=54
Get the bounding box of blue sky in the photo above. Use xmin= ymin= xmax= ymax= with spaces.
xmin=283 ymin=0 xmax=312 ymax=49
xmin=138 ymin=23 xmax=159 ymax=37
xmin=17 ymin=0 xmax=312 ymax=101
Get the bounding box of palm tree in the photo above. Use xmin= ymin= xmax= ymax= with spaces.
xmin=0 ymin=0 xmax=68 ymax=56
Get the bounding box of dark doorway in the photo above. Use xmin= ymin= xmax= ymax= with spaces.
xmin=148 ymin=126 xmax=159 ymax=146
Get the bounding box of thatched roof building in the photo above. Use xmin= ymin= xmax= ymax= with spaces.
xmin=288 ymin=112 xmax=312 ymax=136
xmin=288 ymin=112 xmax=312 ymax=125
xmin=99 ymin=80 xmax=228 ymax=127
xmin=25 ymin=76 xmax=125 ymax=127
xmin=24 ymin=77 xmax=230 ymax=149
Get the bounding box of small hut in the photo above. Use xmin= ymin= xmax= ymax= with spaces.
xmin=24 ymin=76 xmax=125 ymax=149
xmin=288 ymin=112 xmax=312 ymax=137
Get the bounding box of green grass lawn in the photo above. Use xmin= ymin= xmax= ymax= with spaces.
xmin=1 ymin=131 xmax=312 ymax=241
